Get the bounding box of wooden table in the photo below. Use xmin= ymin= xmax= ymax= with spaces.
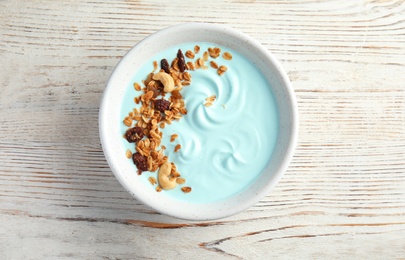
xmin=1 ymin=0 xmax=404 ymax=259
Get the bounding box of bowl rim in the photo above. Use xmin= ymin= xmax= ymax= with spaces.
xmin=99 ymin=22 xmax=298 ymax=220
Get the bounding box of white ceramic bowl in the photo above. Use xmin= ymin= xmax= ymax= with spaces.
xmin=99 ymin=23 xmax=298 ymax=220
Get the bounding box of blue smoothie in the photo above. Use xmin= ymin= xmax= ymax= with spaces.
xmin=121 ymin=42 xmax=278 ymax=203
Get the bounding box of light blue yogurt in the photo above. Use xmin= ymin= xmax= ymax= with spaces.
xmin=121 ymin=42 xmax=278 ymax=203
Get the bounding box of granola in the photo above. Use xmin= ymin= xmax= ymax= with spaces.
xmin=123 ymin=45 xmax=232 ymax=194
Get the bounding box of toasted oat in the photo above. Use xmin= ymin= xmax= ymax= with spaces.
xmin=170 ymin=134 xmax=178 ymax=142
xmin=203 ymin=51 xmax=209 ymax=61
xmin=186 ymin=61 xmax=195 ymax=71
xmin=123 ymin=116 xmax=132 ymax=127
xmin=153 ymin=60 xmax=158 ymax=71
xmin=194 ymin=45 xmax=200 ymax=54
xmin=204 ymin=102 xmax=213 ymax=107
xmin=210 ymin=61 xmax=219 ymax=69
xmin=223 ymin=52 xmax=232 ymax=60
xmin=185 ymin=50 xmax=195 ymax=59
xmin=181 ymin=186 xmax=192 ymax=193
xmin=208 ymin=47 xmax=221 ymax=58
xmin=174 ymin=144 xmax=181 ymax=152
xmin=126 ymin=149 xmax=132 ymax=159
xmin=183 ymin=72 xmax=191 ymax=81
xmin=133 ymin=82 xmax=142 ymax=91
xmin=156 ymin=185 xmax=162 ymax=192
xmin=176 ymin=177 xmax=186 ymax=184
xmin=217 ymin=65 xmax=228 ymax=76
xmin=206 ymin=95 xmax=216 ymax=102
xmin=148 ymin=176 xmax=157 ymax=186
xmin=197 ymin=57 xmax=205 ymax=67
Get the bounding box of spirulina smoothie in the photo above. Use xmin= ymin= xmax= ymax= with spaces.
xmin=121 ymin=42 xmax=278 ymax=203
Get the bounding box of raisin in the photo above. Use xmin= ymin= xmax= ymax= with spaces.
xmin=177 ymin=49 xmax=186 ymax=72
xmin=155 ymin=98 xmax=171 ymax=112
xmin=124 ymin=126 xmax=144 ymax=143
xmin=132 ymin=152 xmax=148 ymax=172
xmin=160 ymin=59 xmax=170 ymax=74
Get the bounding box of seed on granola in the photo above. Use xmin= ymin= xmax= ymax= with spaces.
xmin=132 ymin=152 xmax=148 ymax=172
xmin=126 ymin=149 xmax=132 ymax=159
xmin=174 ymin=144 xmax=181 ymax=152
xmin=210 ymin=61 xmax=219 ymax=69
xmin=123 ymin=116 xmax=133 ymax=127
xmin=155 ymin=98 xmax=171 ymax=112
xmin=160 ymin=59 xmax=170 ymax=74
xmin=133 ymin=82 xmax=141 ymax=91
xmin=194 ymin=45 xmax=200 ymax=54
xmin=170 ymin=134 xmax=178 ymax=142
xmin=177 ymin=49 xmax=186 ymax=72
xmin=124 ymin=126 xmax=144 ymax=143
xmin=181 ymin=186 xmax=192 ymax=193
xmin=185 ymin=50 xmax=195 ymax=59
xmin=223 ymin=52 xmax=232 ymax=60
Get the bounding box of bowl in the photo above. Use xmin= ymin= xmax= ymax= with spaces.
xmin=99 ymin=23 xmax=298 ymax=220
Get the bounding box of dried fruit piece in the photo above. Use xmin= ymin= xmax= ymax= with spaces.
xmin=155 ymin=98 xmax=171 ymax=112
xmin=124 ymin=126 xmax=144 ymax=143
xmin=132 ymin=152 xmax=148 ymax=172
xmin=177 ymin=49 xmax=186 ymax=72
xmin=160 ymin=59 xmax=170 ymax=74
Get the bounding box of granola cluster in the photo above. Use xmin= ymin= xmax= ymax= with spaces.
xmin=123 ymin=45 xmax=232 ymax=193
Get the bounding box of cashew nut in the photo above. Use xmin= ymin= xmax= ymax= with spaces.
xmin=153 ymin=72 xmax=175 ymax=93
xmin=158 ymin=161 xmax=177 ymax=190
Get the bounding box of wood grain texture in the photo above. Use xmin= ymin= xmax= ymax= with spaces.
xmin=1 ymin=0 xmax=405 ymax=259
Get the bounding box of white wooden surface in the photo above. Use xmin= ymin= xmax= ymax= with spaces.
xmin=1 ymin=0 xmax=405 ymax=259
